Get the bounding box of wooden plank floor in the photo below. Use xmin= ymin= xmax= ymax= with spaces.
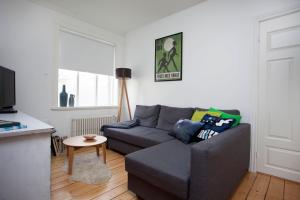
xmin=51 ymin=148 xmax=300 ymax=200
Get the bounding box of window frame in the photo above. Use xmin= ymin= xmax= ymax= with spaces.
xmin=58 ymin=69 xmax=118 ymax=108
xmin=52 ymin=26 xmax=118 ymax=110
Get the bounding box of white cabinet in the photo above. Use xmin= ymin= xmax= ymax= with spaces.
xmin=0 ymin=112 xmax=54 ymax=200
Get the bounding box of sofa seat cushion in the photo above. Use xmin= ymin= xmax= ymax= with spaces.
xmin=125 ymin=140 xmax=191 ymax=199
xmin=104 ymin=126 xmax=174 ymax=148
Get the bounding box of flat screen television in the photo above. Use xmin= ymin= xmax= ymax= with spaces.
xmin=0 ymin=66 xmax=17 ymax=113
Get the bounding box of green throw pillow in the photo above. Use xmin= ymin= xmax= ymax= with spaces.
xmin=191 ymin=110 xmax=221 ymax=122
xmin=209 ymin=107 xmax=241 ymax=127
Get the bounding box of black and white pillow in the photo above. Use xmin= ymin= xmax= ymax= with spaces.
xmin=194 ymin=114 xmax=235 ymax=141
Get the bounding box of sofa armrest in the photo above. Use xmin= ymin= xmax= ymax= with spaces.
xmin=189 ymin=123 xmax=251 ymax=200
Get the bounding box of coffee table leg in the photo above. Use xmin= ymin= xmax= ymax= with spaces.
xmin=102 ymin=143 xmax=106 ymax=164
xmin=96 ymin=145 xmax=100 ymax=156
xmin=68 ymin=146 xmax=74 ymax=175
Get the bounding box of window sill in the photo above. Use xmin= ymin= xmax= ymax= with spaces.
xmin=50 ymin=106 xmax=118 ymax=111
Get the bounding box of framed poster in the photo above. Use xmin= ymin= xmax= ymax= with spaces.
xmin=155 ymin=32 xmax=182 ymax=82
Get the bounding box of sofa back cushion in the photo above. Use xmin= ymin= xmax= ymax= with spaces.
xmin=134 ymin=105 xmax=161 ymax=128
xmin=195 ymin=107 xmax=240 ymax=115
xmin=156 ymin=105 xmax=194 ymax=131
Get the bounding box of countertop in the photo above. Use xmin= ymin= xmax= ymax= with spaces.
xmin=0 ymin=112 xmax=54 ymax=139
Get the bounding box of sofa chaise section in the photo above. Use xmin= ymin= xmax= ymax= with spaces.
xmin=125 ymin=123 xmax=251 ymax=200
xmin=126 ymin=139 xmax=191 ymax=200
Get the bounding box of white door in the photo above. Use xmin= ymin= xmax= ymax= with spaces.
xmin=257 ymin=10 xmax=300 ymax=183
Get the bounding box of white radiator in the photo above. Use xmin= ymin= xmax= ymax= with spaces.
xmin=71 ymin=116 xmax=117 ymax=136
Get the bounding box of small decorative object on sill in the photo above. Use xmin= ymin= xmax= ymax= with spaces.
xmin=116 ymin=68 xmax=132 ymax=122
xmin=69 ymin=94 xmax=75 ymax=107
xmin=60 ymin=84 xmax=68 ymax=107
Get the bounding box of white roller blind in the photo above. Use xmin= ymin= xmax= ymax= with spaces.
xmin=59 ymin=30 xmax=114 ymax=76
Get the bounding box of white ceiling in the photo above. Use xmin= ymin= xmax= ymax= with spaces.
xmin=30 ymin=0 xmax=205 ymax=35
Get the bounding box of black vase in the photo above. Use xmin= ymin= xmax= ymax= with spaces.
xmin=69 ymin=94 xmax=75 ymax=107
xmin=60 ymin=85 xmax=68 ymax=107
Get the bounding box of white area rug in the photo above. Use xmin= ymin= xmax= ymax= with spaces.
xmin=64 ymin=152 xmax=112 ymax=184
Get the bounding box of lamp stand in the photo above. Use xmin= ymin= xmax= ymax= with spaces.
xmin=117 ymin=78 xmax=132 ymax=122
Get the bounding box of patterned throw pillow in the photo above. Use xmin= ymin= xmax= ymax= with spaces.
xmin=208 ymin=107 xmax=241 ymax=127
xmin=194 ymin=114 xmax=235 ymax=141
xmin=173 ymin=119 xmax=204 ymax=144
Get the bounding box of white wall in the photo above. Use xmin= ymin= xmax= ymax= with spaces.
xmin=125 ymin=0 xmax=299 ymax=124
xmin=0 ymin=0 xmax=125 ymax=136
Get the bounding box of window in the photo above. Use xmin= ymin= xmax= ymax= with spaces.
xmin=58 ymin=29 xmax=117 ymax=107
xmin=58 ymin=69 xmax=118 ymax=107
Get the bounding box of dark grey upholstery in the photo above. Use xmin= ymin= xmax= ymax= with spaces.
xmin=156 ymin=106 xmax=194 ymax=131
xmin=126 ymin=140 xmax=191 ymax=199
xmin=189 ymin=123 xmax=251 ymax=200
xmin=103 ymin=106 xmax=251 ymax=200
xmin=128 ymin=174 xmax=184 ymax=200
xmin=134 ymin=105 xmax=161 ymax=127
xmin=107 ymin=138 xmax=142 ymax=154
xmin=104 ymin=126 xmax=174 ymax=148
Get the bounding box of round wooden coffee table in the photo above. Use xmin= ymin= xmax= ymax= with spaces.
xmin=63 ymin=135 xmax=107 ymax=174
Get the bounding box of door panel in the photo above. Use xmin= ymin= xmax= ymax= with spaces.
xmin=267 ymin=58 xmax=292 ymax=140
xmin=258 ymin=10 xmax=300 ymax=183
xmin=267 ymin=147 xmax=300 ymax=173
xmin=269 ymin=26 xmax=300 ymax=49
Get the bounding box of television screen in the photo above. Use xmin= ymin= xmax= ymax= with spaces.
xmin=0 ymin=66 xmax=16 ymax=108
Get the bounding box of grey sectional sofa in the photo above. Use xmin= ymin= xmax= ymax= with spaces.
xmin=103 ymin=105 xmax=251 ymax=200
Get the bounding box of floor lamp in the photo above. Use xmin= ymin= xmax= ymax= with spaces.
xmin=116 ymin=68 xmax=132 ymax=122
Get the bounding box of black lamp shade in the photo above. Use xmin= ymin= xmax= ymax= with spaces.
xmin=116 ymin=68 xmax=131 ymax=79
